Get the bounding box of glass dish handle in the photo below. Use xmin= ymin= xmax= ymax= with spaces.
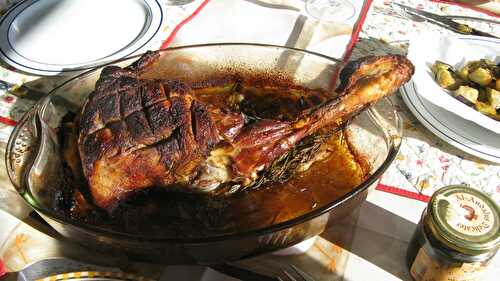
xmin=6 ymin=109 xmax=41 ymax=195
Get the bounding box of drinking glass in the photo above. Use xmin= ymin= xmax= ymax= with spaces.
xmin=305 ymin=0 xmax=356 ymax=23
xmin=165 ymin=0 xmax=196 ymax=6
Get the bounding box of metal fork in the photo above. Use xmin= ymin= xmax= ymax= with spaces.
xmin=278 ymin=264 xmax=315 ymax=281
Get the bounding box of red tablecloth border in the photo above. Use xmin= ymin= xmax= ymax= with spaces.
xmin=342 ymin=0 xmax=374 ymax=62
xmin=376 ymin=183 xmax=431 ymax=203
xmin=0 ymin=259 xmax=6 ymax=277
xmin=160 ymin=0 xmax=212 ymax=49
xmin=0 ymin=115 xmax=16 ymax=126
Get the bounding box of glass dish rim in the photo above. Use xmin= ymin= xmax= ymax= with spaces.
xmin=6 ymin=43 xmax=402 ymax=244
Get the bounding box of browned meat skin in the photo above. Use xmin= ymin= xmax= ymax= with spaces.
xmin=78 ymin=53 xmax=414 ymax=211
xmin=228 ymin=55 xmax=415 ymax=179
xmin=78 ymin=52 xmax=246 ymax=210
xmin=79 ymin=80 xmax=246 ymax=209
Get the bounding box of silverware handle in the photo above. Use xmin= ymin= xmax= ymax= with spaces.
xmin=469 ymin=28 xmax=499 ymax=38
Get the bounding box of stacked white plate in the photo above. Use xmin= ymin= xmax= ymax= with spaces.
xmin=403 ymin=35 xmax=500 ymax=163
xmin=0 ymin=0 xmax=163 ymax=76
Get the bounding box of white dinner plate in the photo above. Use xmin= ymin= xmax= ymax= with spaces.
xmin=401 ymin=80 xmax=500 ymax=163
xmin=0 ymin=0 xmax=163 ymax=76
xmin=407 ymin=35 xmax=500 ymax=134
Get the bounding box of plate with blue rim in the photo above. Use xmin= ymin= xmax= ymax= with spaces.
xmin=0 ymin=0 xmax=163 ymax=76
xmin=401 ymin=38 xmax=500 ymax=164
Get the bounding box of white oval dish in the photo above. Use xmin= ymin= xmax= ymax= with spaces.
xmin=407 ymin=34 xmax=500 ymax=134
xmin=401 ymin=80 xmax=500 ymax=164
xmin=0 ymin=0 xmax=163 ymax=76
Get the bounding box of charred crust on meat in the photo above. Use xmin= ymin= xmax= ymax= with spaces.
xmin=335 ymin=55 xmax=415 ymax=94
xmin=125 ymin=111 xmax=155 ymax=145
xmin=126 ymin=50 xmax=160 ymax=73
xmin=190 ymin=100 xmax=219 ymax=153
xmin=142 ymin=81 xmax=167 ymax=107
xmin=120 ymin=88 xmax=143 ymax=117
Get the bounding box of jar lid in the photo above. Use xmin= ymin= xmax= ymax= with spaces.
xmin=428 ymin=185 xmax=499 ymax=255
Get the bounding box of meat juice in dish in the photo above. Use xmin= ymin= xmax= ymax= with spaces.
xmin=55 ymin=53 xmax=414 ymax=237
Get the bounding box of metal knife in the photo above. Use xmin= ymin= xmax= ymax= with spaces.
xmin=394 ymin=3 xmax=499 ymax=39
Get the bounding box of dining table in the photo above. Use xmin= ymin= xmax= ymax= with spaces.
xmin=0 ymin=0 xmax=499 ymax=280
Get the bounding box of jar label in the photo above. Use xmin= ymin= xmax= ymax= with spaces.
xmin=441 ymin=192 xmax=494 ymax=236
xmin=410 ymin=247 xmax=487 ymax=281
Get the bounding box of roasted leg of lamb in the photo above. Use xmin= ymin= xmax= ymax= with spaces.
xmin=77 ymin=53 xmax=414 ymax=211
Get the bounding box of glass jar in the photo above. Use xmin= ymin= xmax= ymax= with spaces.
xmin=407 ymin=185 xmax=499 ymax=281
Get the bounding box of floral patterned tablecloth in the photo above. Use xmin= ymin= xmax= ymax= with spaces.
xmin=0 ymin=0 xmax=498 ymax=204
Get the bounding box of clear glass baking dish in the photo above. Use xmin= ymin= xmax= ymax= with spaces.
xmin=6 ymin=43 xmax=402 ymax=264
